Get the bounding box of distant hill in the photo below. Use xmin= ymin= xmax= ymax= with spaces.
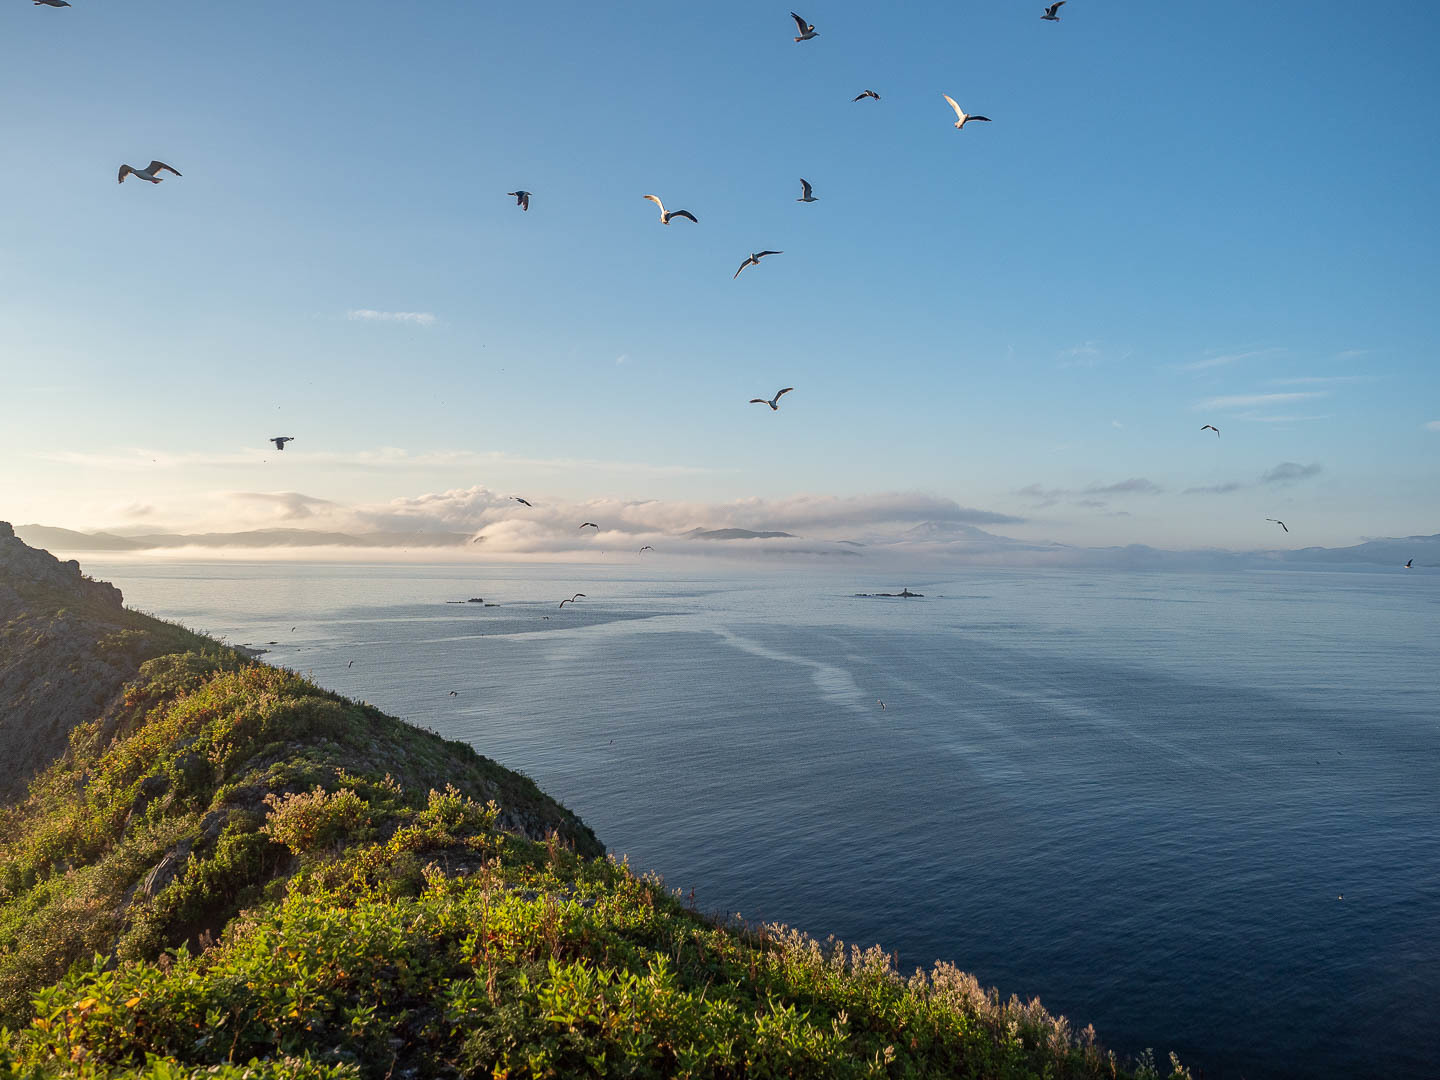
xmin=16 ymin=525 xmax=471 ymax=551
xmin=684 ymin=527 xmax=798 ymax=541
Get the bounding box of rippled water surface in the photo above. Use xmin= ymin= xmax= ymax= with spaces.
xmin=88 ymin=560 xmax=1440 ymax=1079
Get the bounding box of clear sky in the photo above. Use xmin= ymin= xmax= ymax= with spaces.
xmin=2 ymin=0 xmax=1437 ymax=552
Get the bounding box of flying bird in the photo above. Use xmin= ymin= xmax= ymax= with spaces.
xmin=270 ymin=437 xmax=294 ymax=450
xmin=507 ymin=190 xmax=531 ymax=211
xmin=448 ymin=690 xmax=458 ymax=696
xmin=790 ymin=12 xmax=818 ymax=41
xmin=734 ymin=251 xmax=783 ymax=279
xmin=558 ymin=593 xmax=587 ymax=608
xmin=1201 ymin=425 xmax=1220 ymax=437
xmin=638 ymin=545 xmax=654 ymax=554
xmin=642 ymin=194 xmax=698 ymax=225
xmin=750 ymin=387 xmax=794 ymax=411
xmin=1267 ymin=519 xmax=1289 ymax=533
xmin=579 ymin=522 xmax=599 ymax=530
xmin=1404 ymin=559 xmax=1413 ymax=569
xmin=34 ymin=1 xmax=71 ymax=7
xmin=1041 ymin=1 xmax=1066 ymax=20
xmin=797 ymin=178 xmax=818 ymax=203
xmin=942 ymin=95 xmax=991 ymax=130
xmin=118 ymin=161 xmax=181 ymax=184
xmin=853 ymin=90 xmax=881 ymax=102
xmin=511 ymin=496 xmax=533 ymax=507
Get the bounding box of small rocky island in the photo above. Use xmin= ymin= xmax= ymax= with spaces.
xmin=854 ymin=587 xmax=925 ymax=598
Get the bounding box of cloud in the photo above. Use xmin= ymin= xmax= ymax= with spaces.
xmin=227 ymin=491 xmax=342 ymax=521
xmin=1058 ymin=342 xmax=1102 ymax=368
xmin=1426 ymin=421 xmax=1440 ymax=432
xmin=1259 ymin=461 xmax=1322 ymax=486
xmin=1194 ymin=392 xmax=1328 ymax=411
xmin=1266 ymin=375 xmax=1376 ymax=386
xmin=1177 ymin=347 xmax=1285 ymax=372
xmin=346 ymin=309 xmax=436 ymax=327
xmin=1184 ymin=461 xmax=1322 ymax=496
xmin=1084 ymin=477 xmax=1163 ymax=496
xmin=1111 ymin=420 xmax=1124 ymax=429
xmin=1232 ymin=413 xmax=1334 ymax=423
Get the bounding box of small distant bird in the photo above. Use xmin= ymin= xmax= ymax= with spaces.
xmin=507 ymin=190 xmax=531 ymax=211
xmin=638 ymin=545 xmax=654 ymax=554
xmin=1201 ymin=425 xmax=1220 ymax=437
xmin=1267 ymin=518 xmax=1289 ymax=533
xmin=34 ymin=1 xmax=71 ymax=7
xmin=511 ymin=496 xmax=533 ymax=507
xmin=579 ymin=522 xmax=599 ymax=530
xmin=558 ymin=593 xmax=587 ymax=608
xmin=1041 ymin=1 xmax=1066 ymax=20
xmin=878 ymin=700 xmax=886 ymax=710
xmin=942 ymin=95 xmax=991 ymax=130
xmin=796 ymin=178 xmax=819 ymax=204
xmin=1404 ymin=559 xmax=1413 ymax=569
xmin=790 ymin=11 xmax=818 ymax=41
xmin=270 ymin=437 xmax=294 ymax=450
xmin=347 ymin=660 xmax=354 ymax=668
xmin=642 ymin=194 xmax=698 ymax=225
xmin=448 ymin=690 xmax=458 ymax=696
xmin=853 ymin=90 xmax=881 ymax=102
xmin=119 ymin=161 xmax=181 ymax=184
xmin=734 ymin=250 xmax=783 ymax=279
xmin=750 ymin=387 xmax=794 ymax=411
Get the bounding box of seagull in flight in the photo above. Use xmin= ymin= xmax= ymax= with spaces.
xmin=34 ymin=1 xmax=71 ymax=7
xmin=642 ymin=194 xmax=697 ymax=225
xmin=511 ymin=496 xmax=533 ymax=507
xmin=797 ymin=178 xmax=818 ymax=203
xmin=1201 ymin=425 xmax=1220 ymax=438
xmin=638 ymin=545 xmax=654 ymax=554
xmin=1404 ymin=559 xmax=1413 ymax=569
xmin=853 ymin=90 xmax=881 ymax=102
xmin=790 ymin=12 xmax=818 ymax=41
xmin=1267 ymin=518 xmax=1289 ymax=533
xmin=942 ymin=95 xmax=992 ymax=130
xmin=558 ymin=593 xmax=587 ymax=608
xmin=579 ymin=522 xmax=599 ymax=530
xmin=750 ymin=387 xmax=794 ymax=411
xmin=507 ymin=190 xmax=531 ymax=211
xmin=735 ymin=251 xmax=782 ymax=279
xmin=1041 ymin=1 xmax=1066 ymax=20
xmin=118 ymin=161 xmax=181 ymax=185
xmin=270 ymin=437 xmax=294 ymax=451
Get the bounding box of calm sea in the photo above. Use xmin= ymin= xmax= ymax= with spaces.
xmin=86 ymin=560 xmax=1440 ymax=1079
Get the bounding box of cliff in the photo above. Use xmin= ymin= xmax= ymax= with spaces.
xmin=0 ymin=529 xmax=1183 ymax=1080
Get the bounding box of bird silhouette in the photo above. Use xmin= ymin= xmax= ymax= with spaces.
xmin=797 ymin=178 xmax=818 ymax=203
xmin=1201 ymin=425 xmax=1220 ymax=438
xmin=853 ymin=90 xmax=881 ymax=102
xmin=270 ymin=436 xmax=294 ymax=450
xmin=735 ymin=251 xmax=783 ymax=279
xmin=1041 ymin=1 xmax=1066 ymax=20
xmin=119 ymin=161 xmax=181 ymax=184
xmin=642 ymin=195 xmax=698 ymax=225
xmin=1267 ymin=519 xmax=1289 ymax=533
xmin=790 ymin=11 xmax=818 ymax=41
xmin=558 ymin=594 xmax=587 ymax=608
xmin=750 ymin=387 xmax=794 ymax=411
xmin=507 ymin=190 xmax=531 ymax=211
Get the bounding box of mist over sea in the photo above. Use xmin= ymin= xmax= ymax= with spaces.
xmin=88 ymin=559 xmax=1440 ymax=1080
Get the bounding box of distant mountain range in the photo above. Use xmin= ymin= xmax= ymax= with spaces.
xmin=13 ymin=522 xmax=1437 ymax=568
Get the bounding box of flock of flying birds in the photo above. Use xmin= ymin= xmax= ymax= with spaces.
xmin=37 ymin=1 xmax=1416 ymax=567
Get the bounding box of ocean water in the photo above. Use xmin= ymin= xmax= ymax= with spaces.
xmin=86 ymin=560 xmax=1440 ymax=1079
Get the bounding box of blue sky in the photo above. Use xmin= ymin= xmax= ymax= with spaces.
xmin=2 ymin=0 xmax=1437 ymax=551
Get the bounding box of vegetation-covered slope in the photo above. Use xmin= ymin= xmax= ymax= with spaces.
xmin=0 ymin=529 xmax=1186 ymax=1079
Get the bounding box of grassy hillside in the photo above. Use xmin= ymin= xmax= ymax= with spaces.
xmin=0 ymin=531 xmax=1188 ymax=1078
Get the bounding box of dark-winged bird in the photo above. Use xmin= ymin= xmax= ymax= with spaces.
xmin=579 ymin=522 xmax=599 ymax=530
xmin=1042 ymin=1 xmax=1066 ymax=20
xmin=507 ymin=190 xmax=531 ymax=211
xmin=735 ymin=251 xmax=782 ymax=279
xmin=558 ymin=593 xmax=587 ymax=608
xmin=790 ymin=11 xmax=817 ymax=40
xmin=642 ymin=195 xmax=698 ymax=225
xmin=1201 ymin=425 xmax=1219 ymax=437
xmin=797 ymin=178 xmax=818 ymax=203
xmin=943 ymin=96 xmax=991 ymax=130
xmin=119 ymin=161 xmax=181 ymax=184
xmin=511 ymin=496 xmax=533 ymax=507
xmin=1267 ymin=518 xmax=1289 ymax=533
xmin=750 ymin=387 xmax=794 ymax=411
xmin=270 ymin=437 xmax=294 ymax=450
xmin=853 ymin=90 xmax=880 ymax=102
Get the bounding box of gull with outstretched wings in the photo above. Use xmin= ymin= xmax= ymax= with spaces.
xmin=1201 ymin=425 xmax=1220 ymax=438
xmin=1267 ymin=518 xmax=1289 ymax=533
xmin=1042 ymin=2 xmax=1066 ymax=20
xmin=119 ymin=161 xmax=181 ymax=184
xmin=270 ymin=437 xmax=294 ymax=451
xmin=750 ymin=387 xmax=794 ymax=411
xmin=735 ymin=251 xmax=782 ymax=279
xmin=797 ymin=178 xmax=818 ymax=203
xmin=853 ymin=90 xmax=880 ymax=102
xmin=558 ymin=594 xmax=587 ymax=608
xmin=942 ymin=95 xmax=991 ymax=130
xmin=790 ymin=12 xmax=818 ymax=40
xmin=642 ymin=194 xmax=697 ymax=225
xmin=507 ymin=190 xmax=531 ymax=211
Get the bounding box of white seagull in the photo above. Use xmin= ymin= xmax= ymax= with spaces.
xmin=558 ymin=593 xmax=587 ymax=608
xmin=269 ymin=437 xmax=294 ymax=451
xmin=507 ymin=190 xmax=531 ymax=211
xmin=853 ymin=90 xmax=881 ymax=102
xmin=790 ymin=12 xmax=818 ymax=41
xmin=797 ymin=178 xmax=818 ymax=203
xmin=942 ymin=95 xmax=992 ymax=130
xmin=118 ymin=161 xmax=181 ymax=185
xmin=1201 ymin=424 xmax=1220 ymax=438
xmin=750 ymin=387 xmax=794 ymax=411
xmin=1041 ymin=1 xmax=1066 ymax=20
xmin=642 ymin=194 xmax=697 ymax=225
xmin=1267 ymin=518 xmax=1289 ymax=533
xmin=734 ymin=251 xmax=782 ymax=279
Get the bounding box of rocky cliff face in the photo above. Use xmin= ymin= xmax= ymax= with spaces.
xmin=0 ymin=521 xmax=164 ymax=802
